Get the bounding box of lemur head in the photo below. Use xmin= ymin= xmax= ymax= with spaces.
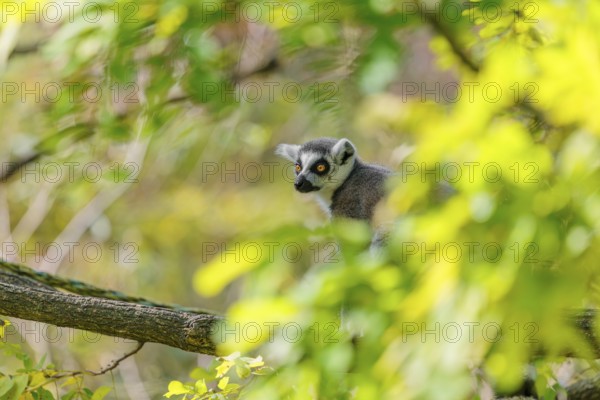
xmin=276 ymin=137 xmax=357 ymax=193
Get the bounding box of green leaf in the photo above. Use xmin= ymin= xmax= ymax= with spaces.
xmin=34 ymin=354 xmax=47 ymax=370
xmin=91 ymin=386 xmax=113 ymax=400
xmin=61 ymin=391 xmax=77 ymax=400
xmin=215 ymin=361 xmax=233 ymax=378
xmin=0 ymin=377 xmax=15 ymax=398
xmin=235 ymin=363 xmax=251 ymax=379
xmin=18 ymin=352 xmax=33 ymax=371
xmin=6 ymin=375 xmax=27 ymax=400
xmin=33 ymin=387 xmax=55 ymax=400
xmin=194 ymin=379 xmax=207 ymax=395
xmin=164 ymin=380 xmax=193 ymax=397
xmin=240 ymin=355 xmax=264 ymax=368
xmin=82 ymin=387 xmax=94 ymax=400
xmin=217 ymin=377 xmax=229 ymax=390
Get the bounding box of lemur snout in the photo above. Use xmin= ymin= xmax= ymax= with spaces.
xmin=294 ymin=176 xmax=317 ymax=193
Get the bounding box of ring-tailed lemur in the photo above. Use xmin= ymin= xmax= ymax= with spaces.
xmin=275 ymin=137 xmax=392 ymax=225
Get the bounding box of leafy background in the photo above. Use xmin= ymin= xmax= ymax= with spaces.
xmin=1 ymin=0 xmax=599 ymax=399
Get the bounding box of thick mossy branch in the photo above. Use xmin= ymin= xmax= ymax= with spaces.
xmin=0 ymin=260 xmax=215 ymax=314
xmin=0 ymin=276 xmax=223 ymax=355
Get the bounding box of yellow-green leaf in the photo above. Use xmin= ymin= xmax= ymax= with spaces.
xmin=217 ymin=377 xmax=229 ymax=390
xmin=164 ymin=381 xmax=192 ymax=397
xmin=91 ymin=386 xmax=112 ymax=400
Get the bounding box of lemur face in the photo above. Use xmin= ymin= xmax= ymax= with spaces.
xmin=276 ymin=138 xmax=357 ymax=193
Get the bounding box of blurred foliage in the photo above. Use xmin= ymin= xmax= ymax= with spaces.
xmin=0 ymin=0 xmax=599 ymax=399
xmin=164 ymin=353 xmax=270 ymax=399
xmin=0 ymin=338 xmax=113 ymax=400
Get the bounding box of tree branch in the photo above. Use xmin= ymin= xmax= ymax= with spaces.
xmin=0 ymin=259 xmax=214 ymax=314
xmin=8 ymin=41 xmax=43 ymax=59
xmin=0 ymin=123 xmax=95 ymax=183
xmin=0 ymin=279 xmax=222 ymax=355
xmin=418 ymin=9 xmax=480 ymax=73
xmin=412 ymin=0 xmax=557 ymax=131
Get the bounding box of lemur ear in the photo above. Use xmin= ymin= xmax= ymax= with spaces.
xmin=331 ymin=138 xmax=356 ymax=165
xmin=275 ymin=144 xmax=301 ymax=162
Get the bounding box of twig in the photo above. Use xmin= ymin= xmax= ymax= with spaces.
xmin=0 ymin=123 xmax=95 ymax=183
xmin=0 ymin=153 xmax=41 ymax=183
xmin=51 ymin=342 xmax=145 ymax=379
xmin=417 ymin=6 xmax=480 ymax=73
xmin=8 ymin=42 xmax=43 ymax=59
xmin=90 ymin=342 xmax=145 ymax=375
xmin=25 ymin=342 xmax=145 ymax=393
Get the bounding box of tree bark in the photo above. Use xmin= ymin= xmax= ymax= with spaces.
xmin=566 ymin=373 xmax=600 ymax=400
xmin=0 ymin=278 xmax=222 ymax=355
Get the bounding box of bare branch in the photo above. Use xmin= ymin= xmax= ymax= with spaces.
xmin=0 ymin=278 xmax=222 ymax=355
xmin=46 ymin=342 xmax=145 ymax=380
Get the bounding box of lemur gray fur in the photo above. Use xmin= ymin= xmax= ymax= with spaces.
xmin=275 ymin=137 xmax=392 ymax=224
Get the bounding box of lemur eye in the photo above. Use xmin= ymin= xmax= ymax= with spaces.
xmin=295 ymin=164 xmax=301 ymax=173
xmin=316 ymin=164 xmax=326 ymax=172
